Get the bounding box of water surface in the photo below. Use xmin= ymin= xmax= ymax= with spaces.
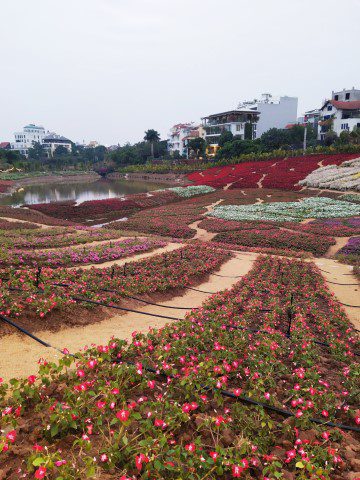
xmin=0 ymin=179 xmax=164 ymax=206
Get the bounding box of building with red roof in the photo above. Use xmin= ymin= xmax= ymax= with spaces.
xmin=318 ymin=88 xmax=360 ymax=141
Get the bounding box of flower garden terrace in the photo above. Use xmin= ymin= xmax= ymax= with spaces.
xmin=0 ymin=256 xmax=359 ymax=479
xmin=0 ymin=244 xmax=230 ymax=326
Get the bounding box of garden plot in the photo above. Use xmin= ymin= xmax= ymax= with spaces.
xmin=209 ymin=197 xmax=360 ymax=223
xmin=299 ymin=158 xmax=360 ymax=191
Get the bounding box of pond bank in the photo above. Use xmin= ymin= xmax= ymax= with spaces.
xmin=108 ymin=171 xmax=189 ymax=186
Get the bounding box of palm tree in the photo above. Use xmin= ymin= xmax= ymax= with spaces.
xmin=144 ymin=129 xmax=160 ymax=158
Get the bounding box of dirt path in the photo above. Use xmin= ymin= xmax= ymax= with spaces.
xmin=0 ymin=253 xmax=258 ymax=381
xmin=223 ymin=182 xmax=235 ymax=191
xmin=255 ymin=198 xmax=264 ymax=204
xmin=75 ymin=242 xmax=183 ymax=270
xmin=257 ymin=173 xmax=267 ymax=189
xmin=188 ymin=200 xmax=224 ymax=241
xmin=313 ymin=258 xmax=359 ymax=329
xmin=325 ymin=237 xmax=350 ymax=258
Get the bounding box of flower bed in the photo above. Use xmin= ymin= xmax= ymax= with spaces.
xmin=0 ymin=206 xmax=74 ymax=226
xmin=0 ymin=219 xmax=40 ymax=231
xmin=0 ymin=238 xmax=165 ymax=268
xmin=0 ymin=257 xmax=359 ymax=478
xmin=341 ymin=194 xmax=360 ymax=204
xmin=213 ymin=229 xmax=335 ymax=256
xmin=188 ymin=154 xmax=359 ymax=190
xmin=169 ymin=185 xmax=216 ymax=197
xmin=336 ymin=237 xmax=360 ymax=256
xmin=0 ymin=179 xmax=14 ymax=193
xmin=2 ymin=228 xmax=125 ymax=250
xmin=209 ymin=197 xmax=360 ymax=222
xmin=0 ymin=244 xmax=229 ymax=318
xmin=299 ymin=158 xmax=360 ymax=191
xmin=198 ymin=217 xmax=279 ymax=233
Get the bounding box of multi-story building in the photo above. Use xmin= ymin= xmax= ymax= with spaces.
xmin=237 ymin=93 xmax=298 ymax=137
xmin=167 ymin=123 xmax=195 ymax=156
xmin=304 ymin=108 xmax=321 ymax=131
xmin=0 ymin=142 xmax=11 ymax=150
xmin=11 ymin=124 xmax=46 ymax=156
xmin=182 ymin=125 xmax=206 ymax=158
xmin=318 ymin=88 xmax=360 ymax=141
xmin=202 ymin=109 xmax=260 ymax=156
xmin=42 ymin=133 xmax=72 ymax=157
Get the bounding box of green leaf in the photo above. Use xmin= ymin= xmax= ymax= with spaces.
xmin=32 ymin=457 xmax=45 ymax=466
xmin=51 ymin=424 xmax=59 ymax=437
xmin=295 ymin=461 xmax=305 ymax=469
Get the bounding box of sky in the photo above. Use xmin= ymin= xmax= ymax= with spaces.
xmin=1 ymin=0 xmax=359 ymax=146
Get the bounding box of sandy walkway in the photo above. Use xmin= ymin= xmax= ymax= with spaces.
xmin=73 ymin=242 xmax=182 ymax=270
xmin=0 ymin=253 xmax=257 ymax=380
xmin=257 ymin=173 xmax=267 ymax=189
xmin=313 ymin=258 xmax=359 ymax=329
xmin=325 ymin=237 xmax=350 ymax=258
xmin=188 ymin=200 xmax=224 ymax=242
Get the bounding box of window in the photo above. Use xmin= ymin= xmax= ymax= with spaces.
xmin=236 ymin=124 xmax=242 ymax=131
xmin=327 ymin=105 xmax=332 ymax=111
xmin=345 ymin=92 xmax=350 ymax=100
xmin=334 ymin=95 xmax=339 ymax=100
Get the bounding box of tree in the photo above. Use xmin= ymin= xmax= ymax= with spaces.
xmin=260 ymin=128 xmax=290 ymax=151
xmin=324 ymin=131 xmax=337 ymax=146
xmin=28 ymin=142 xmax=45 ymax=160
xmin=144 ymin=129 xmax=160 ymax=158
xmin=218 ymin=131 xmax=233 ymax=147
xmin=188 ymin=138 xmax=205 ymax=158
xmin=54 ymin=145 xmax=69 ymax=156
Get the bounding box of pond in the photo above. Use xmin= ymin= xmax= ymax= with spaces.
xmin=0 ymin=178 xmax=165 ymax=207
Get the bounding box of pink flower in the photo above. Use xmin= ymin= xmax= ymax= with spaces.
xmin=116 ymin=409 xmax=130 ymax=422
xmin=135 ymin=453 xmax=149 ymax=472
xmin=210 ymin=451 xmax=218 ymax=461
xmin=321 ymin=410 xmax=329 ymax=418
xmin=28 ymin=375 xmax=36 ymax=384
xmin=185 ymin=443 xmax=196 ymax=452
xmin=34 ymin=466 xmax=47 ymax=479
xmin=5 ymin=430 xmax=16 ymax=443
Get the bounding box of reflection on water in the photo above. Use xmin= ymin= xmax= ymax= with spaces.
xmin=0 ymin=179 xmax=164 ymax=206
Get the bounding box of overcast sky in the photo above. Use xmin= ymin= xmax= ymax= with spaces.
xmin=1 ymin=0 xmax=359 ymax=145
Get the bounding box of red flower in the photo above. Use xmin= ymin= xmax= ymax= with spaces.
xmin=185 ymin=443 xmax=196 ymax=452
xmin=34 ymin=466 xmax=47 ymax=479
xmin=116 ymin=409 xmax=130 ymax=422
xmin=135 ymin=453 xmax=149 ymax=472
xmin=5 ymin=430 xmax=16 ymax=443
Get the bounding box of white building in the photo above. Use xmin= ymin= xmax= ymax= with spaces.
xmin=237 ymin=93 xmax=298 ymax=137
xmin=42 ymin=133 xmax=72 ymax=157
xmin=318 ymin=88 xmax=360 ymax=141
xmin=167 ymin=123 xmax=195 ymax=156
xmin=11 ymin=124 xmax=46 ymax=156
xmin=202 ymin=109 xmax=260 ymax=156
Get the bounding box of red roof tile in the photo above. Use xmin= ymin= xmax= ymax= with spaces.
xmin=331 ymin=100 xmax=360 ymax=110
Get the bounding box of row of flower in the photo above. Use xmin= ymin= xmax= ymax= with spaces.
xmin=107 ymin=201 xmax=207 ymax=238
xmin=212 ymin=228 xmax=335 ymax=256
xmin=0 ymin=219 xmax=40 ymax=231
xmin=338 ymin=236 xmax=360 ymax=256
xmin=0 ymin=205 xmax=73 ymax=226
xmin=0 ymin=238 xmax=165 ymax=268
xmin=187 ymin=154 xmax=359 ymax=190
xmin=0 ymin=244 xmax=229 ymax=318
xmin=209 ymin=197 xmax=360 ymax=223
xmin=299 ymin=159 xmax=360 ymax=191
xmin=199 ymin=216 xmax=360 ymax=237
xmin=2 ymin=227 xmax=126 ymax=250
xmin=0 ymin=256 xmax=358 ymax=478
xmin=340 ymin=194 xmax=360 ymax=204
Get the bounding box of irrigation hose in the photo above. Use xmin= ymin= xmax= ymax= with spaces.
xmin=1 ymin=312 xmax=359 ymax=433
xmin=72 ymin=296 xmax=181 ymax=321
